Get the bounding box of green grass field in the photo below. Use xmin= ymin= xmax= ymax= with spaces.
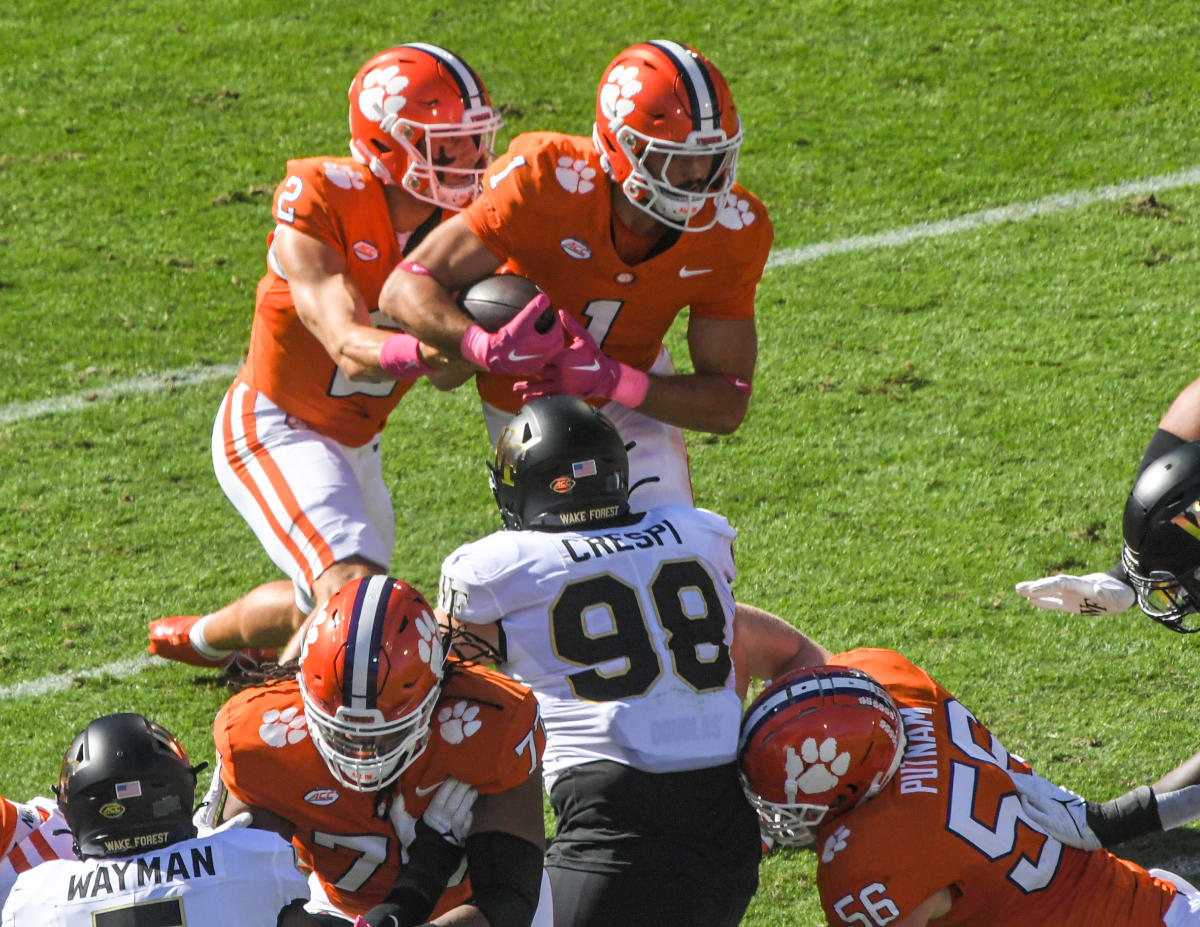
xmin=4 ymin=1 xmax=1200 ymax=923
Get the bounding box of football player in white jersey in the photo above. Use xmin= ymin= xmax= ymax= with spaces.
xmin=437 ymin=396 xmax=830 ymax=927
xmin=1 ymin=713 xmax=315 ymax=927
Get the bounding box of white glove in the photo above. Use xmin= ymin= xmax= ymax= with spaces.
xmin=208 ymin=811 xmax=253 ymax=834
xmin=1015 ymin=572 xmax=1135 ymax=615
xmin=419 ymin=777 xmax=477 ymax=846
xmin=1010 ymin=770 xmax=1101 ymax=851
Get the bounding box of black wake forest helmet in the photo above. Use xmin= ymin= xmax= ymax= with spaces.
xmin=1121 ymin=441 xmax=1200 ymax=632
xmin=54 ymin=713 xmax=204 ymax=858
xmin=490 ymin=396 xmax=629 ymax=530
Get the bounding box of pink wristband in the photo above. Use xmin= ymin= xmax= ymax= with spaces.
xmin=719 ymin=373 xmax=753 ymax=396
xmin=397 ymin=260 xmax=432 ymax=276
xmin=379 ymin=333 xmax=434 ymax=380
xmin=611 ymin=364 xmax=650 ymax=408
xmin=459 ymin=324 xmax=489 ymax=368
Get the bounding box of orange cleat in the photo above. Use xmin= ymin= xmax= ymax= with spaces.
xmin=147 ymin=615 xmax=277 ymax=671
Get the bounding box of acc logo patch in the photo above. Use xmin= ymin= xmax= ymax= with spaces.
xmin=99 ymin=802 xmax=125 ymax=820
xmin=550 ymin=476 xmax=575 ymax=494
xmin=559 ymin=238 xmax=591 ymax=260
xmin=352 ymin=240 xmax=379 ymax=262
xmin=304 ymin=788 xmax=340 ymax=806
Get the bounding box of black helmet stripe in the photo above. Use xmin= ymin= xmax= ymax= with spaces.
xmin=648 ymin=40 xmax=719 ymax=132
xmin=343 ymin=575 xmax=394 ymax=710
xmin=404 ymin=42 xmax=487 ymax=109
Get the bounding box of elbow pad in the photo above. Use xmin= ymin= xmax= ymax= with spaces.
xmin=465 ymin=831 xmax=543 ymax=927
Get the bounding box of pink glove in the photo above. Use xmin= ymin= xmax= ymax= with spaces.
xmin=516 ymin=312 xmax=649 ymax=407
xmin=460 ymin=293 xmax=561 ymax=375
xmin=352 ymin=919 xmax=370 ymax=927
xmin=378 ymin=332 xmax=434 ymax=380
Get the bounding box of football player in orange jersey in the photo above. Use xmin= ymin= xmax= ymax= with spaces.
xmin=204 ymin=575 xmax=548 ymax=927
xmin=146 ymin=45 xmax=561 ymax=671
xmin=378 ymin=40 xmax=772 ymax=513
xmin=739 ymin=651 xmax=1200 ymax=927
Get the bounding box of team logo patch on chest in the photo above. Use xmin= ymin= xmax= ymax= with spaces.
xmin=437 ymin=701 xmax=482 ymax=744
xmin=353 ymin=240 xmax=380 ymax=262
xmin=303 ymin=788 xmax=340 ymax=806
xmin=560 ymin=238 xmax=592 ymax=260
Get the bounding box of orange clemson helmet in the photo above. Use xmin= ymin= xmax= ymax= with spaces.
xmin=592 ymin=40 xmax=742 ymax=231
xmin=299 ymin=575 xmax=446 ymax=791
xmin=348 ymin=44 xmax=503 ymax=210
xmin=738 ymin=666 xmax=906 ymax=847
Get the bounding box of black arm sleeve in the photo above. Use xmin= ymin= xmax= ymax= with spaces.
xmin=1085 ymin=785 xmax=1162 ymax=848
xmin=362 ymin=820 xmax=466 ymax=927
xmin=464 ymin=831 xmax=544 ymax=927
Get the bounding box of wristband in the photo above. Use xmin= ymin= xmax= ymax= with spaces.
xmin=460 ymin=324 xmax=490 ymax=368
xmin=397 ymin=260 xmax=432 ymax=277
xmin=379 ymin=333 xmax=434 ymax=379
xmin=611 ymin=364 xmax=650 ymax=408
xmin=720 ymin=373 xmax=753 ymax=396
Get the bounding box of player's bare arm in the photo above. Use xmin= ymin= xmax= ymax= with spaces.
xmin=892 ymin=888 xmax=952 ymax=927
xmin=218 ymin=789 xmax=297 ymax=843
xmin=274 ymin=224 xmax=446 ymax=379
xmin=731 ymin=604 xmax=831 ymax=700
xmin=633 ymin=314 xmax=757 ymax=435
xmin=378 ymin=214 xmax=503 ymax=355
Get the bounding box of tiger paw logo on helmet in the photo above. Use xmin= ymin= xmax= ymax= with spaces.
xmin=599 ymin=65 xmax=642 ymax=122
xmin=785 ymin=738 xmax=851 ymax=797
xmin=556 ymin=157 xmax=596 ymax=194
xmin=437 ymin=701 xmax=481 ymax=744
xmin=415 ymin=608 xmax=444 ymax=672
xmin=358 ymin=65 xmax=410 ymax=122
xmin=259 ymin=706 xmax=309 ymax=748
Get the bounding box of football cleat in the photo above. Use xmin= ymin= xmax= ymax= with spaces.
xmin=147 ymin=615 xmax=277 ymax=671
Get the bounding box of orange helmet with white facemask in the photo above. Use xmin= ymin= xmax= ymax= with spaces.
xmin=738 ymin=666 xmax=906 ymax=847
xmin=299 ymin=575 xmax=446 ymax=791
xmin=592 ymin=40 xmax=742 ymax=231
xmin=348 ymin=44 xmax=502 ymax=210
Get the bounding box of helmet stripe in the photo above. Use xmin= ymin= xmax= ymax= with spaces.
xmin=738 ymin=672 xmax=894 ymax=754
xmin=404 ymin=43 xmax=487 ymax=110
xmin=647 ymin=40 xmax=719 ymax=133
xmin=343 ymin=575 xmax=394 ymax=710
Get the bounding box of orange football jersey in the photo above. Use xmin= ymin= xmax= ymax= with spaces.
xmin=213 ymin=663 xmax=544 ymax=916
xmin=815 ymin=648 xmax=1176 ymax=926
xmin=462 ymin=131 xmax=774 ymax=413
xmin=238 ymin=156 xmax=443 ymax=447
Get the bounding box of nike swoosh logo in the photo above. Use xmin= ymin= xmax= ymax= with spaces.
xmin=507 ymin=350 xmax=541 ymax=362
xmin=679 ymin=266 xmax=712 ymax=278
xmin=414 ymin=779 xmax=447 ymax=797
xmin=571 ymin=361 xmax=601 ymax=372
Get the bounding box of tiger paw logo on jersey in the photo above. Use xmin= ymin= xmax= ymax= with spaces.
xmin=324 ymin=161 xmax=366 ymax=191
xmin=260 ymin=706 xmax=309 ymax=748
xmin=820 ymin=824 xmax=850 ymax=863
xmin=785 ymin=738 xmax=851 ymax=798
xmin=717 ymin=193 xmax=756 ymax=231
xmin=555 ymin=157 xmax=596 ymax=194
xmin=599 ymin=65 xmax=642 ymax=121
xmin=358 ymin=65 xmax=410 ymax=122
xmin=437 ymin=701 xmax=482 ymax=744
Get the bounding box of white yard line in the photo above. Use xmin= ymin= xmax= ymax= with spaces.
xmin=3 ymin=166 xmax=1200 ymax=700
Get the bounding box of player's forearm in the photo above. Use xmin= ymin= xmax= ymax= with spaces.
xmin=378 ymin=269 xmax=474 ymax=356
xmin=636 ymin=372 xmax=751 ymax=434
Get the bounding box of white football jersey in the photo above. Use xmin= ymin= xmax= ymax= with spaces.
xmin=0 ymin=797 xmax=76 ymax=910
xmin=0 ymin=827 xmax=308 ymax=927
xmin=439 ymin=504 xmax=743 ymax=784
